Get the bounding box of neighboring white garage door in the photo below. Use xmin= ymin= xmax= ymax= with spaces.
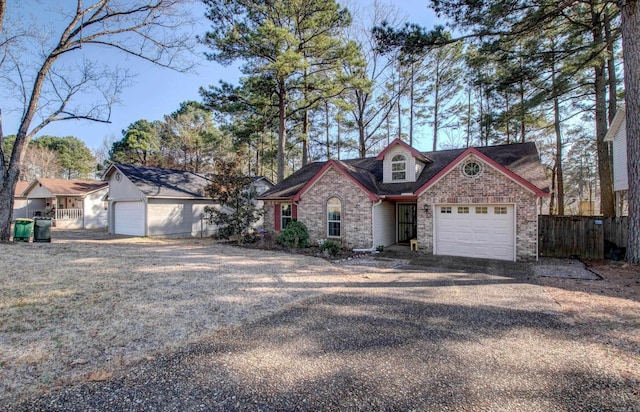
xmin=114 ymin=202 xmax=145 ymax=236
xmin=435 ymin=204 xmax=515 ymax=261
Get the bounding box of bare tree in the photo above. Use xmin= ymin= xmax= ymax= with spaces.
xmin=342 ymin=0 xmax=409 ymax=157
xmin=0 ymin=0 xmax=196 ymax=241
xmin=22 ymin=145 xmax=62 ymax=180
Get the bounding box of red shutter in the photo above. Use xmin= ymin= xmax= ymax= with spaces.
xmin=274 ymin=204 xmax=281 ymax=231
xmin=292 ymin=203 xmax=298 ymax=220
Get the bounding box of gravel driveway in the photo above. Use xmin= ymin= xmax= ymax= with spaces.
xmin=3 ymin=231 xmax=639 ymax=411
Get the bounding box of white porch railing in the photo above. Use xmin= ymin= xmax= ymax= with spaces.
xmin=55 ymin=208 xmax=83 ymax=220
xmin=32 ymin=209 xmax=83 ymax=220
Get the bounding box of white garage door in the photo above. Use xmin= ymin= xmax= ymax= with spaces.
xmin=114 ymin=202 xmax=145 ymax=236
xmin=435 ymin=204 xmax=515 ymax=261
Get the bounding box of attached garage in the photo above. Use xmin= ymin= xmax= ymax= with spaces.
xmin=114 ymin=201 xmax=145 ymax=236
xmin=435 ymin=204 xmax=515 ymax=261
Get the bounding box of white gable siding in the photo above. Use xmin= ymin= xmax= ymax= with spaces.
xmin=612 ymin=118 xmax=628 ymax=191
xmin=383 ymin=146 xmax=418 ymax=183
xmin=373 ymin=201 xmax=396 ymax=248
xmin=83 ymin=188 xmax=109 ymax=228
xmin=25 ymin=184 xmax=53 ymax=198
xmin=108 ymin=171 xmax=145 ymax=201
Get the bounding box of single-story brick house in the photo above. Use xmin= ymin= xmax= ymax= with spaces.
xmin=259 ymin=139 xmax=549 ymax=261
xmin=104 ymin=163 xmax=273 ymax=238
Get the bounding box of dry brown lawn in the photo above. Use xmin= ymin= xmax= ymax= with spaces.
xmin=1 ymin=232 xmax=639 ymax=406
xmin=0 ymin=234 xmax=359 ymax=404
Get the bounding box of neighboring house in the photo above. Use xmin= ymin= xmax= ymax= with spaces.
xmin=259 ymin=139 xmax=549 ymax=262
xmin=104 ymin=163 xmax=273 ymax=238
xmin=12 ymin=181 xmax=31 ymax=219
xmin=604 ymin=105 xmax=628 ymax=216
xmin=20 ymin=178 xmax=109 ymax=229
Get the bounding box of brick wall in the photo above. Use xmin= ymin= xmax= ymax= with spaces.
xmin=263 ymin=201 xmax=275 ymax=232
xmin=297 ymin=167 xmax=373 ymax=249
xmin=263 ymin=168 xmax=374 ymax=249
xmin=417 ymin=156 xmax=539 ymax=261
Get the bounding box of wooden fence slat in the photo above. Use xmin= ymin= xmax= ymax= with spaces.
xmin=538 ymin=215 xmax=627 ymax=259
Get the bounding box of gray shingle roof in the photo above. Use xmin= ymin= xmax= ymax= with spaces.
xmin=259 ymin=142 xmax=549 ymax=200
xmin=114 ymin=163 xmax=212 ymax=199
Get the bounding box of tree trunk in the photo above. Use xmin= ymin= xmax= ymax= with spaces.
xmin=552 ymin=50 xmax=564 ymax=216
xmin=549 ymin=164 xmax=556 ymax=215
xmin=432 ymin=57 xmax=440 ymax=151
xmin=358 ymin=119 xmax=366 ymax=158
xmin=519 ymin=78 xmax=525 ymax=143
xmin=466 ymin=83 xmax=471 ymax=148
xmin=277 ymin=82 xmax=287 ymax=183
xmin=0 ymin=109 xmax=18 ymax=242
xmin=622 ymin=0 xmax=640 ymax=262
xmin=1 ymin=49 xmax=57 ymax=241
xmin=554 ymin=96 xmax=564 ymax=216
xmin=604 ymin=9 xmax=617 ymax=125
xmin=409 ymin=61 xmax=414 ymax=147
xmin=397 ymin=97 xmax=402 ymax=140
xmin=592 ymin=9 xmax=615 ymax=217
xmin=325 ymin=102 xmax=331 ymax=160
xmin=302 ymin=109 xmax=309 ymax=166
xmin=504 ymin=91 xmax=510 ymax=144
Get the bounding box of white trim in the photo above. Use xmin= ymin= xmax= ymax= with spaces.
xmin=326 ymin=197 xmax=342 ymax=238
xmin=604 ymin=105 xmax=626 ymax=142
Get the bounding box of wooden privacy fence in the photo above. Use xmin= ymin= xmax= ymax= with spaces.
xmin=538 ymin=215 xmax=628 ymax=259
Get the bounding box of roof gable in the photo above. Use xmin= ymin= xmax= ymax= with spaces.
xmin=107 ymin=163 xmax=212 ymax=199
xmin=14 ymin=181 xmax=30 ymax=197
xmin=415 ymin=147 xmax=549 ymax=197
xmin=376 ymin=138 xmax=430 ymax=162
xmin=292 ymin=160 xmax=379 ymax=201
xmin=24 ymin=178 xmax=108 ymax=197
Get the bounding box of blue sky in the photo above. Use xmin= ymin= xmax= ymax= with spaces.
xmin=3 ymin=0 xmax=437 ymax=152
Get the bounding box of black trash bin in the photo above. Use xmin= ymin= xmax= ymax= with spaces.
xmin=33 ymin=217 xmax=53 ymax=242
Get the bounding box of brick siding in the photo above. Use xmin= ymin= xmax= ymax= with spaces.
xmin=417 ymin=156 xmax=539 ymax=261
xmin=263 ymin=166 xmax=373 ymax=249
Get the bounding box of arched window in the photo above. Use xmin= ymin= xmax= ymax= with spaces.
xmin=327 ymin=197 xmax=341 ymax=237
xmin=391 ymin=154 xmax=407 ymax=180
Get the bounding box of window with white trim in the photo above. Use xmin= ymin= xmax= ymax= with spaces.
xmin=281 ymin=203 xmax=292 ymax=229
xmin=476 ymin=206 xmax=488 ymax=214
xmin=327 ymin=197 xmax=341 ymax=237
xmin=391 ymin=154 xmax=407 ymax=180
xmin=458 ymin=206 xmax=469 ymax=214
xmin=441 ymin=207 xmax=452 ymax=214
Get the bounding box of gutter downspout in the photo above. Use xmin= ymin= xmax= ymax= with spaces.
xmin=353 ymin=198 xmax=383 ymax=253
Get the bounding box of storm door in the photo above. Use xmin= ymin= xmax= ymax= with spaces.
xmin=397 ymin=203 xmax=417 ymax=244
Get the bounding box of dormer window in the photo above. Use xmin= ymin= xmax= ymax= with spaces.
xmin=391 ymin=154 xmax=407 ymax=181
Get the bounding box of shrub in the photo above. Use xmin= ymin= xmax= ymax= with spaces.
xmin=320 ymin=239 xmax=341 ymax=256
xmin=276 ymin=220 xmax=309 ymax=248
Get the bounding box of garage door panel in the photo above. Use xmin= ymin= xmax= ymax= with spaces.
xmin=115 ymin=202 xmax=145 ymax=236
xmin=435 ymin=204 xmax=514 ymax=261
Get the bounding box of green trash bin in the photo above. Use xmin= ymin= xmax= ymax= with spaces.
xmin=13 ymin=218 xmax=34 ymax=242
xmin=34 ymin=217 xmax=53 ymax=242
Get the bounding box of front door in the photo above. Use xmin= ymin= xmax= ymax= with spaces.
xmin=397 ymin=203 xmax=417 ymax=244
